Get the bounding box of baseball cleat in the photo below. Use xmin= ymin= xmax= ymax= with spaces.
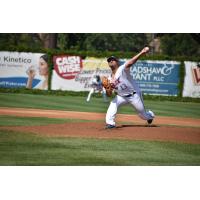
xmin=147 ymin=110 xmax=155 ymax=124
xmin=105 ymin=124 xmax=116 ymax=129
xmin=147 ymin=119 xmax=153 ymax=124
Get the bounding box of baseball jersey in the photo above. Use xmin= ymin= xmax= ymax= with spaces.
xmin=91 ymin=77 xmax=103 ymax=90
xmin=112 ymin=63 xmax=140 ymax=96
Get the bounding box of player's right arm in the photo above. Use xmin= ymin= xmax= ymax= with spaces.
xmin=125 ymin=47 xmax=149 ymax=69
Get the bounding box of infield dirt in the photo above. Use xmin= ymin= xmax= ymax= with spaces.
xmin=0 ymin=107 xmax=200 ymax=144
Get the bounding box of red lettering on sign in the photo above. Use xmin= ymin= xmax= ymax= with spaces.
xmin=192 ymin=67 xmax=200 ymax=85
xmin=53 ymin=55 xmax=83 ymax=79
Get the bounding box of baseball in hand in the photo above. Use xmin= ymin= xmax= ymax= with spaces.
xmin=144 ymin=47 xmax=150 ymax=53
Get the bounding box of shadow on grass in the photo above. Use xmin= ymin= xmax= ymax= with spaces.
xmin=119 ymin=124 xmax=160 ymax=128
xmin=100 ymin=124 xmax=159 ymax=131
xmin=117 ymin=124 xmax=159 ymax=128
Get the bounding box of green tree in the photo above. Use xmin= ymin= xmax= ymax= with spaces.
xmin=160 ymin=34 xmax=200 ymax=56
xmin=0 ymin=33 xmax=58 ymax=50
xmin=57 ymin=33 xmax=88 ymax=50
xmin=57 ymin=33 xmax=148 ymax=52
xmin=83 ymin=33 xmax=148 ymax=52
xmin=0 ymin=33 xmax=42 ymax=50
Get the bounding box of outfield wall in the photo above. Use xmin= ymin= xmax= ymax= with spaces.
xmin=0 ymin=51 xmax=199 ymax=98
xmin=51 ymin=56 xmax=180 ymax=96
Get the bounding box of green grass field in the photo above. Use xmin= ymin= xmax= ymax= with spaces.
xmin=0 ymin=93 xmax=200 ymax=165
xmin=0 ymin=93 xmax=200 ymax=118
xmin=0 ymin=115 xmax=89 ymax=126
xmin=0 ymin=129 xmax=200 ymax=166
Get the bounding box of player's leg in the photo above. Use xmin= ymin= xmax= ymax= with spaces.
xmin=106 ymin=95 xmax=127 ymax=127
xmin=86 ymin=88 xmax=94 ymax=102
xmin=102 ymin=87 xmax=108 ymax=102
xmin=138 ymin=91 xmax=155 ymax=124
xmin=128 ymin=92 xmax=155 ymax=123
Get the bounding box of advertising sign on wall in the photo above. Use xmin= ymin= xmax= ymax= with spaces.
xmin=183 ymin=61 xmax=200 ymax=98
xmin=51 ymin=56 xmax=180 ymax=96
xmin=129 ymin=60 xmax=180 ymax=96
xmin=51 ymin=56 xmax=111 ymax=91
xmin=0 ymin=51 xmax=49 ymax=90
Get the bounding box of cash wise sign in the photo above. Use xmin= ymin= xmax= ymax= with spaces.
xmin=53 ymin=55 xmax=82 ymax=79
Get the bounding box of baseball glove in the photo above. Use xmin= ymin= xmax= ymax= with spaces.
xmin=101 ymin=76 xmax=113 ymax=97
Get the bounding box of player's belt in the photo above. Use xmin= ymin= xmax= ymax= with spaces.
xmin=121 ymin=92 xmax=136 ymax=97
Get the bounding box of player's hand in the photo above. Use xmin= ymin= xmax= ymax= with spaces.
xmin=101 ymin=76 xmax=113 ymax=97
xmin=141 ymin=47 xmax=150 ymax=54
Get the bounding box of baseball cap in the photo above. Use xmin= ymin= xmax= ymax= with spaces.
xmin=107 ymin=56 xmax=118 ymax=62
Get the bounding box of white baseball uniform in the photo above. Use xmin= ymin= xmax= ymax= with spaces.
xmin=86 ymin=77 xmax=108 ymax=102
xmin=106 ymin=62 xmax=154 ymax=125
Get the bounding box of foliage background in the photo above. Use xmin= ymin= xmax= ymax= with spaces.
xmin=0 ymin=33 xmax=200 ymax=98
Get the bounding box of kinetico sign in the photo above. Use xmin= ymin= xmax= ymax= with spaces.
xmin=0 ymin=51 xmax=49 ymax=90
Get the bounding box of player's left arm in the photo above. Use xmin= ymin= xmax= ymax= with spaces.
xmin=125 ymin=47 xmax=150 ymax=69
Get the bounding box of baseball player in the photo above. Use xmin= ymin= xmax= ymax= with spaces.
xmin=105 ymin=47 xmax=155 ymax=129
xmin=86 ymin=75 xmax=108 ymax=102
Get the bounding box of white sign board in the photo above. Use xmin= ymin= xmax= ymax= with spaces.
xmin=0 ymin=51 xmax=49 ymax=90
xmin=183 ymin=61 xmax=200 ymax=98
xmin=51 ymin=56 xmax=111 ymax=91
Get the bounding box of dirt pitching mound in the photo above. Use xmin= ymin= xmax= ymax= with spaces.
xmin=0 ymin=107 xmax=200 ymax=144
xmin=1 ymin=122 xmax=200 ymax=144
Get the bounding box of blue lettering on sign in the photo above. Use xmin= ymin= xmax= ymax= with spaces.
xmin=0 ymin=77 xmax=40 ymax=88
xmin=121 ymin=60 xmax=180 ymax=96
